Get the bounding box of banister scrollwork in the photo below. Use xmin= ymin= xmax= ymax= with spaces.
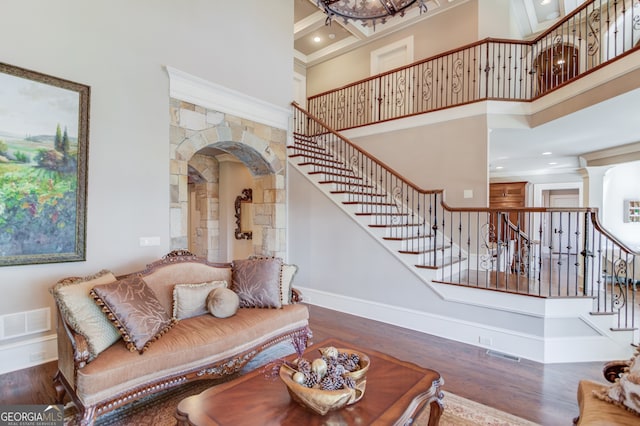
xmin=611 ymin=258 xmax=629 ymax=311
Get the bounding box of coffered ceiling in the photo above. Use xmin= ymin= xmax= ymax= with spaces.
xmin=294 ymin=0 xmax=575 ymax=67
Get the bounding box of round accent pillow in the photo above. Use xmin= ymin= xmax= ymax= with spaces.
xmin=207 ymin=287 xmax=240 ymax=318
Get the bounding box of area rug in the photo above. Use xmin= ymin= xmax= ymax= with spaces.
xmin=65 ymin=383 xmax=539 ymax=426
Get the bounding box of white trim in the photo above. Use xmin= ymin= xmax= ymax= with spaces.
xmin=165 ymin=66 xmax=290 ymax=130
xmin=0 ymin=334 xmax=57 ymax=375
xmin=299 ymin=286 xmax=634 ymax=363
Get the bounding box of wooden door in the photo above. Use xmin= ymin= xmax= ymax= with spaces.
xmin=489 ymin=182 xmax=527 ymax=239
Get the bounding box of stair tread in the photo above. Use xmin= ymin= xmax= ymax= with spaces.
xmin=331 ymin=190 xmax=386 ymax=196
xmin=343 ymin=201 xmax=396 ymax=206
xmin=355 ymin=212 xmax=409 ymax=216
xmin=398 ymin=245 xmax=451 ymax=254
xmin=369 ymin=223 xmax=424 ymax=228
xmin=415 ymin=257 xmax=467 ymax=270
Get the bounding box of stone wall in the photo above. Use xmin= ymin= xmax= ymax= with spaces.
xmin=169 ymin=99 xmax=287 ymax=261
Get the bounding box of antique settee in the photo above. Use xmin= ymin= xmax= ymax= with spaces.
xmin=50 ymin=250 xmax=311 ymax=425
xmin=574 ymin=348 xmax=640 ymax=425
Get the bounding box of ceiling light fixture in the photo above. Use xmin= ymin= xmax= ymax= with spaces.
xmin=317 ymin=0 xmax=427 ymax=27
xmin=313 ymin=36 xmax=322 ymax=42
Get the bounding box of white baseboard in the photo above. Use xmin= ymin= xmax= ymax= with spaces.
xmin=299 ymin=286 xmax=631 ymax=363
xmin=0 ymin=334 xmax=57 ymax=375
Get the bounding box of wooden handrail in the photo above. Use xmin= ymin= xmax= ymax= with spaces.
xmin=589 ymin=211 xmax=640 ymax=255
xmin=292 ymin=101 xmax=445 ymax=196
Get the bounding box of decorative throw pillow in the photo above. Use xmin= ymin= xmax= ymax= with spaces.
xmin=173 ymin=280 xmax=228 ymax=320
xmin=90 ymin=276 xmax=176 ymax=354
xmin=594 ymin=348 xmax=640 ymax=415
xmin=232 ymin=257 xmax=283 ymax=308
xmin=280 ymin=263 xmax=298 ymax=305
xmin=248 ymin=255 xmax=297 ymax=305
xmin=206 ymin=287 xmax=240 ymax=318
xmin=50 ymin=270 xmax=122 ymax=362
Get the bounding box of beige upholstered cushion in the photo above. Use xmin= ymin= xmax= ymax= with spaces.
xmin=232 ymin=257 xmax=283 ymax=308
xmin=75 ymin=304 xmax=309 ymax=406
xmin=280 ymin=263 xmax=298 ymax=305
xmin=50 ymin=270 xmax=121 ymax=361
xmin=206 ymin=287 xmax=240 ymax=318
xmin=173 ymin=280 xmax=228 ymax=320
xmin=91 ymin=276 xmax=176 ymax=354
xmin=594 ymin=348 xmax=640 ymax=417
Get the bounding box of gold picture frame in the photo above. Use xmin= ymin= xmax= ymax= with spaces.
xmin=0 ymin=62 xmax=90 ymax=266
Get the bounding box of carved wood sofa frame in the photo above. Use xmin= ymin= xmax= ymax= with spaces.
xmin=52 ymin=250 xmax=311 ymax=426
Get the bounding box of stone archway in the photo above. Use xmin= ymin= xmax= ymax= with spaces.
xmin=170 ymin=100 xmax=287 ymax=261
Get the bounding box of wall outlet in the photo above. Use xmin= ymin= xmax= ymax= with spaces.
xmin=464 ymin=189 xmax=473 ymax=199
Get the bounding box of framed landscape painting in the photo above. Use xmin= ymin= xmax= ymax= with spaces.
xmin=0 ymin=62 xmax=89 ymax=266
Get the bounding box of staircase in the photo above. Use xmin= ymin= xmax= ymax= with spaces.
xmin=288 ymin=102 xmax=639 ymax=363
xmin=290 ymin=131 xmax=464 ymax=276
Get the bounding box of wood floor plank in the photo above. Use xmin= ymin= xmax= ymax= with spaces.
xmin=0 ymin=304 xmax=609 ymax=426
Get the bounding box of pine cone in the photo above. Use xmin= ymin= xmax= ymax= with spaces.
xmin=303 ymin=371 xmax=321 ymax=388
xmin=320 ymin=375 xmax=344 ymax=391
xmin=296 ymin=358 xmax=311 ymax=374
xmin=344 ymin=376 xmax=356 ymax=389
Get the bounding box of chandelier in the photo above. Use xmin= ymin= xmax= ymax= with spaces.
xmin=317 ymin=0 xmax=427 ymax=26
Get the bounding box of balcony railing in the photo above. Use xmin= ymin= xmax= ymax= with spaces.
xmin=291 ymin=103 xmax=639 ymax=337
xmin=307 ymin=0 xmax=640 ymax=131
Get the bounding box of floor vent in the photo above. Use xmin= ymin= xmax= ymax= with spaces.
xmin=486 ymin=349 xmax=520 ymax=362
xmin=0 ymin=308 xmax=50 ymax=340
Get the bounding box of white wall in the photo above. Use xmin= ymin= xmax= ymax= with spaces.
xmin=0 ymin=0 xmax=293 ymax=350
xmin=603 ymin=161 xmax=640 ymax=251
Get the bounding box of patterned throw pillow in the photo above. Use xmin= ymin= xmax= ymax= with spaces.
xmin=50 ymin=270 xmax=122 ymax=361
xmin=595 ymin=347 xmax=640 ymax=415
xmin=231 ymin=257 xmax=283 ymax=308
xmin=247 ymin=255 xmax=297 ymax=305
xmin=172 ymin=280 xmax=228 ymax=320
xmin=91 ymin=276 xmax=176 ymax=354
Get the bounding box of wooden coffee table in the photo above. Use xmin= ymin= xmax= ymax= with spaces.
xmin=176 ymin=338 xmax=444 ymax=425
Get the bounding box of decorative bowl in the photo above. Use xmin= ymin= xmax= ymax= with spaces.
xmin=279 ymin=348 xmax=370 ymax=415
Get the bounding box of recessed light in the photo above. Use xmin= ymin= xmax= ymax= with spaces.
xmin=495 ymin=166 xmax=504 ymax=170
xmin=328 ymin=33 xmax=336 ymax=40
xmin=540 ymin=0 xmax=551 ymax=5
xmin=313 ymin=36 xmax=321 ymax=43
xmin=549 ymin=162 xmax=557 ymax=165
xmin=542 ymin=151 xmax=552 ymax=155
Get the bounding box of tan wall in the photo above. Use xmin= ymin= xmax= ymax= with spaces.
xmin=306 ymin=1 xmax=479 ymax=96
xmin=349 ymin=115 xmax=489 ymax=207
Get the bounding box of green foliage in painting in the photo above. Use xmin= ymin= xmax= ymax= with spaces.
xmin=0 ymin=166 xmax=77 ymax=255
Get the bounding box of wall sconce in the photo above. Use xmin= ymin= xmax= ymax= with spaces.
xmin=235 ymin=188 xmax=253 ymax=240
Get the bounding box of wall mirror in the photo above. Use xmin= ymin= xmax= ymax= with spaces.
xmin=235 ymin=188 xmax=253 ymax=240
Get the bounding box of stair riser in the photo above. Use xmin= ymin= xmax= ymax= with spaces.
xmin=382 ymin=225 xmax=428 ymax=239
xmin=368 ymin=215 xmax=424 ymax=226
xmin=341 ymin=194 xmax=388 ymax=203
xmin=355 ymin=205 xmax=399 ymax=214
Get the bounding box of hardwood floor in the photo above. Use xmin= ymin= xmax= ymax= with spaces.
xmin=0 ymin=304 xmax=608 ymax=425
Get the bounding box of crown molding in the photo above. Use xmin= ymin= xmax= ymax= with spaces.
xmin=166 ymin=66 xmax=290 ymax=130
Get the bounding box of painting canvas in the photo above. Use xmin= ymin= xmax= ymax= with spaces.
xmin=0 ymin=63 xmax=89 ymax=266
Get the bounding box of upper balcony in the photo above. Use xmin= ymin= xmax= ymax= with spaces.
xmin=298 ymin=0 xmax=640 ymax=178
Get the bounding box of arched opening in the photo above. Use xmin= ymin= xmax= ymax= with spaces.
xmin=170 ymin=103 xmax=287 ymax=262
